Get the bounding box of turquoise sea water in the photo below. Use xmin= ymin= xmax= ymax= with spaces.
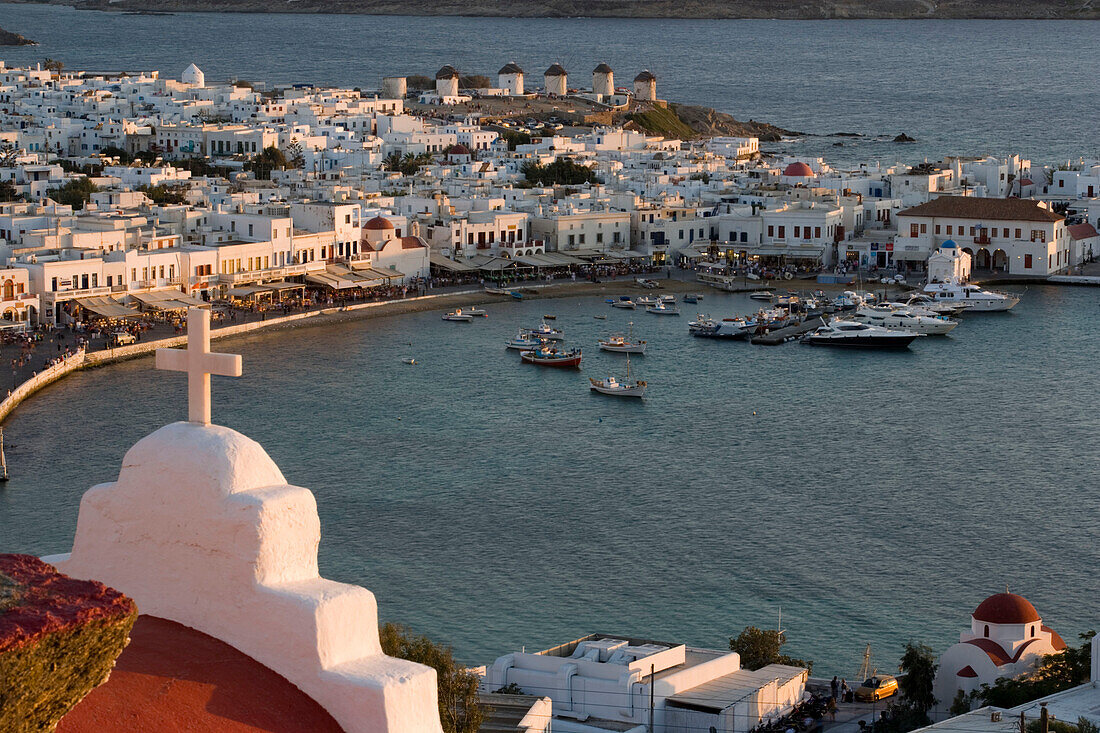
xmin=1 ymin=5 xmax=1099 ymax=163
xmin=1 ymin=285 xmax=1097 ymax=673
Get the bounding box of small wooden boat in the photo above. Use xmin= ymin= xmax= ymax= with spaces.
xmin=442 ymin=309 xmax=474 ymax=322
xmin=749 ymin=291 xmax=775 ymax=301
xmin=524 ymin=321 xmax=563 ymax=340
xmin=520 ymin=345 xmax=582 ymax=367
xmin=589 ymin=356 xmax=646 ymax=398
xmin=543 ymin=314 xmax=556 ymax=320
xmin=402 ymin=358 xmax=417 ymax=365
xmin=593 ymin=315 xmax=608 ymax=320
xmin=598 ymin=322 xmax=647 ymax=354
xmin=612 ymin=298 xmax=636 ymax=309
xmin=509 ymin=290 xmax=524 ymax=300
xmin=506 ymin=333 xmax=543 ymax=350
xmin=646 ymin=302 xmax=680 ymax=315
xmin=484 ymin=287 xmax=509 ymax=295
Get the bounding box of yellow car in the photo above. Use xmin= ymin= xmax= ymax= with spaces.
xmin=855 ymin=675 xmax=898 ymax=702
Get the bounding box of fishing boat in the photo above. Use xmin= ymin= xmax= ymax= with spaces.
xmin=692 ymin=318 xmax=752 ymax=340
xmin=509 ymin=290 xmax=524 ymax=300
xmin=401 ymin=358 xmax=417 ymax=365
xmin=635 ymin=295 xmax=659 ymax=306
xmin=442 ymin=309 xmax=474 ymax=322
xmin=646 ymin=302 xmax=680 ymax=315
xmin=612 ymin=297 xmax=637 ymax=309
xmin=506 ymin=332 xmax=544 ymax=350
xmin=659 ymin=294 xmax=677 ymax=303
xmin=589 ymin=356 xmax=647 ymax=398
xmin=593 ymin=315 xmax=608 ymax=320
xmin=682 ymin=293 xmax=704 ymax=304
xmin=525 ymin=320 xmax=563 ymax=340
xmin=542 ymin=314 xmax=556 ymax=320
xmin=749 ymin=291 xmax=775 ymax=301
xmin=801 ymin=319 xmax=919 ymax=349
xmin=598 ymin=322 xmax=647 ymax=354
xmin=520 ymin=344 xmax=582 ymax=367
xmin=465 ymin=306 xmax=488 ymax=317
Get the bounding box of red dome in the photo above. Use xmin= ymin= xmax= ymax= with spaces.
xmin=783 ymin=162 xmax=815 ymax=177
xmin=973 ymin=593 xmax=1040 ymax=624
xmin=448 ymin=143 xmax=471 ymax=155
xmin=364 ymin=216 xmax=395 ymax=231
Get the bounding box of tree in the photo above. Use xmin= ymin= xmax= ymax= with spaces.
xmin=286 ymin=138 xmax=305 ymax=170
xmin=898 ymin=641 xmax=937 ymax=713
xmin=458 ymin=74 xmax=490 ymax=89
xmin=521 ymin=158 xmax=601 ymax=186
xmin=379 ymin=622 xmax=483 ymax=733
xmin=948 ymin=689 xmax=971 ymax=717
xmin=407 ymin=75 xmax=433 ymax=90
xmin=0 ymin=143 xmax=17 ymax=168
xmin=137 ymin=184 xmax=188 ymax=205
xmin=248 ymin=145 xmax=287 ymax=180
xmin=728 ymin=626 xmax=812 ymax=673
xmin=500 ymin=130 xmax=531 ymax=151
xmin=974 ymin=631 xmax=1095 ymax=709
xmin=0 ymin=179 xmax=19 ymax=203
xmin=98 ymin=145 xmax=133 ymax=164
xmin=48 ymin=177 xmax=97 ymax=210
xmin=43 ymin=58 xmax=64 ymax=73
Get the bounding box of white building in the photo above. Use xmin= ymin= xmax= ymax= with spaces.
xmin=484 ymin=634 xmax=807 ymax=733
xmin=436 ymin=65 xmax=460 ymax=98
xmin=544 ymin=64 xmax=567 ymax=96
xmin=927 ymin=242 xmax=972 ymax=283
xmin=498 ymin=63 xmax=524 ymax=96
xmin=593 ymin=64 xmax=614 ymax=97
xmin=633 ymin=70 xmax=657 ymax=101
xmin=895 ymin=196 xmax=1070 ymax=275
xmin=933 ymin=593 xmax=1065 ymax=714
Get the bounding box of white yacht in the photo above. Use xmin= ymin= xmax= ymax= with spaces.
xmin=852 ymin=306 xmax=958 ymax=335
xmin=801 ymin=319 xmax=919 ymax=349
xmin=923 ymin=279 xmax=1019 ymax=311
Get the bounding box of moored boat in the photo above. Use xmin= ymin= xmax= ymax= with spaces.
xmin=465 ymin=306 xmax=488 ymax=317
xmin=524 ymin=320 xmax=563 ymax=340
xmin=506 ymin=333 xmax=543 ymax=350
xmin=598 ymin=322 xmax=647 ymax=354
xmin=646 ymin=302 xmax=680 ymax=315
xmin=801 ymin=319 xmax=919 ymax=349
xmin=922 ymin=279 xmax=1018 ymax=311
xmin=682 ymin=293 xmax=703 ymax=303
xmin=612 ymin=297 xmax=637 ymax=309
xmin=442 ymin=309 xmax=474 ymax=322
xmin=749 ymin=291 xmax=775 ymax=301
xmin=589 ymin=354 xmax=646 ymax=397
xmin=520 ymin=344 xmax=582 ymax=367
xmin=852 ymin=306 xmax=958 ymax=335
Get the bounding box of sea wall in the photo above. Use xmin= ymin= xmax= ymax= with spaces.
xmin=0 ymin=350 xmax=87 ymax=423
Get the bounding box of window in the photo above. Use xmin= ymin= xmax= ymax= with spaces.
xmin=768 ymin=226 xmax=774 ymax=237
xmin=1025 ymin=254 xmax=1032 ymax=269
xmin=935 ymin=225 xmax=941 ymax=235
xmin=1003 ymin=228 xmax=1008 ymax=238
xmin=814 ymin=227 xmax=821 ymax=238
xmin=946 ymin=226 xmax=952 ymax=235
xmin=794 ymin=227 xmax=801 ymax=238
xmin=984 ymin=625 xmax=989 ymax=638
xmin=1015 ymin=228 xmax=1022 ymax=238
xmin=970 ymin=227 xmax=975 ymax=236
xmin=778 ymin=226 xmax=785 ymax=238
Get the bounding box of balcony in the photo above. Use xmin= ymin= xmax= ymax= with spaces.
xmin=974 ymin=235 xmax=991 ymax=245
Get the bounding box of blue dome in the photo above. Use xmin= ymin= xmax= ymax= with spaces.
xmin=941 ymin=240 xmax=957 ymax=248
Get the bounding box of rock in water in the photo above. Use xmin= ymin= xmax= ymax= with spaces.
xmin=0 ymin=554 xmax=136 ymax=733
xmin=0 ymin=27 xmax=37 ymax=46
xmin=894 ymin=132 xmax=917 ymax=142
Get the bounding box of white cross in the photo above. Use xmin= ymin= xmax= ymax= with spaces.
xmin=155 ymin=307 xmax=242 ymax=426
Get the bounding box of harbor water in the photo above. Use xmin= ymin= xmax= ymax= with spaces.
xmin=1 ymin=284 xmax=1098 ymax=673
xmin=1 ymin=4 xmax=1100 ymax=163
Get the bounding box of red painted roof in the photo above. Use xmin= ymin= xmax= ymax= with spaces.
xmin=1044 ymin=625 xmax=1067 ymax=651
xmin=973 ymin=593 xmax=1040 ymax=624
xmin=57 ymin=616 xmax=343 ymax=733
xmin=964 ymin=637 xmax=1038 ymax=667
xmin=957 ymin=665 xmax=979 ymax=678
xmin=399 ymin=236 xmax=425 ymax=249
xmin=1068 ymin=223 xmax=1098 ymax=240
xmin=783 ymin=162 xmax=814 ymax=177
xmin=364 ymin=216 xmax=395 ymax=231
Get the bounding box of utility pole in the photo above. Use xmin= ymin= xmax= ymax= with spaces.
xmin=1040 ymin=702 xmax=1049 ymax=733
xmin=649 ymin=663 xmax=655 ymax=733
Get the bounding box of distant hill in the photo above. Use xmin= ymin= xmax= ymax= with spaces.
xmin=12 ymin=0 xmax=1100 ymax=18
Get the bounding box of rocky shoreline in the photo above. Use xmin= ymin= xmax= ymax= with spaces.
xmin=8 ymin=0 xmax=1099 ymax=18
xmin=0 ymin=26 xmax=38 ymax=46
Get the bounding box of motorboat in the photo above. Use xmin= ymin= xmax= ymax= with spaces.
xmin=520 ymin=344 xmax=582 ymax=367
xmin=635 ymin=295 xmax=660 ymax=306
xmin=692 ymin=318 xmax=752 ymax=340
xmin=506 ymin=333 xmax=544 ymax=350
xmin=543 ymin=314 xmax=556 ymax=320
xmin=524 ymin=320 xmax=563 ymax=340
xmin=831 ymin=291 xmax=866 ymax=311
xmin=646 ymin=302 xmax=680 ymax=315
xmin=442 ymin=309 xmax=473 ymax=322
xmin=659 ymin=294 xmax=677 ymax=303
xmin=688 ymin=313 xmax=715 ymax=332
xmin=801 ymin=319 xmax=919 ymax=349
xmin=612 ymin=298 xmax=637 ymax=309
xmin=589 ymin=356 xmax=646 ymax=398
xmin=923 ymin=279 xmax=1019 ymax=311
xmin=903 ymin=293 xmax=970 ymax=315
xmin=484 ymin=287 xmax=509 ymax=295
xmin=682 ymin=293 xmax=703 ymax=304
xmin=749 ymin=291 xmax=775 ymax=301
xmin=635 ymin=278 xmax=660 ymax=289
xmin=599 ymin=322 xmax=647 ymax=354
xmin=465 ymin=306 xmax=488 ymax=317
xmin=852 ymin=306 xmax=958 ymax=335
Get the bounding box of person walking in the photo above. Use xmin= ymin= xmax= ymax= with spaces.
xmin=831 ymin=676 xmax=839 ymax=701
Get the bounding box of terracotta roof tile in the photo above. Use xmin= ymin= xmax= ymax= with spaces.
xmin=900 ymin=197 xmax=1063 ymax=223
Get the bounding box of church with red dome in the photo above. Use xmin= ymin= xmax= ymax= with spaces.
xmin=933 ymin=592 xmax=1065 ymax=709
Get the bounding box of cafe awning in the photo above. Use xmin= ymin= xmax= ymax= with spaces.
xmin=429 ymin=252 xmax=477 ymax=272
xmin=75 ymin=296 xmax=141 ymax=319
xmin=132 ymin=289 xmax=210 ymax=310
xmin=263 ymin=280 xmax=307 ymax=291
